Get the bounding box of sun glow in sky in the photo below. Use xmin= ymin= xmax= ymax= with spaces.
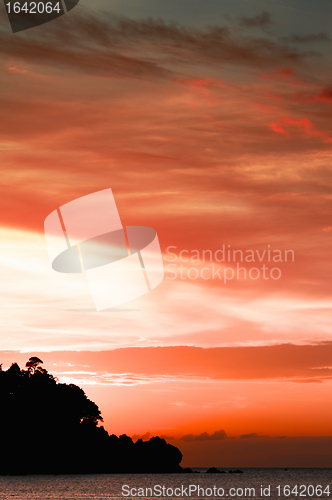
xmin=1 ymin=0 xmax=332 ymax=466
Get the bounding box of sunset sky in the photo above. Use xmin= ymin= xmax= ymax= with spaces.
xmin=1 ymin=0 xmax=332 ymax=467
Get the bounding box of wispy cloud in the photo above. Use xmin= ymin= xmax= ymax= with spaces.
xmin=282 ymin=33 xmax=331 ymax=44
xmin=0 ymin=11 xmax=317 ymax=81
xmin=3 ymin=343 xmax=332 ymax=383
xmin=238 ymin=11 xmax=273 ymax=31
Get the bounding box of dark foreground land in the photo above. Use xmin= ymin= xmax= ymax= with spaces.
xmin=0 ymin=358 xmax=182 ymax=474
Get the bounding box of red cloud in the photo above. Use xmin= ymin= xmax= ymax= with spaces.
xmin=275 ymin=67 xmax=295 ymax=78
xmin=293 ymin=86 xmax=332 ymax=104
xmin=269 ymin=116 xmax=332 ymax=142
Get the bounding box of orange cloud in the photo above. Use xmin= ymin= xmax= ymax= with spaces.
xmin=3 ymin=343 xmax=332 ymax=383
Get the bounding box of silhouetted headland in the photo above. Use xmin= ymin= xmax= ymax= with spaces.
xmin=0 ymin=358 xmax=183 ymax=474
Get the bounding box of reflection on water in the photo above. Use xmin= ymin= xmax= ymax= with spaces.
xmin=0 ymin=469 xmax=330 ymax=500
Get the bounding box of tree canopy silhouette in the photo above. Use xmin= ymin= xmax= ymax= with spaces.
xmin=25 ymin=356 xmax=44 ymax=373
xmin=0 ymin=359 xmax=183 ymax=474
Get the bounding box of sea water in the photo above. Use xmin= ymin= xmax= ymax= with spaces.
xmin=0 ymin=469 xmax=330 ymax=500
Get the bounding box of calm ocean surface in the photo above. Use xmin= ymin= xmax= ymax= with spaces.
xmin=0 ymin=469 xmax=331 ymax=500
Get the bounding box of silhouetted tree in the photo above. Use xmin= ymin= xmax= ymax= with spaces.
xmin=0 ymin=359 xmax=183 ymax=475
xmin=25 ymin=356 xmax=44 ymax=374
